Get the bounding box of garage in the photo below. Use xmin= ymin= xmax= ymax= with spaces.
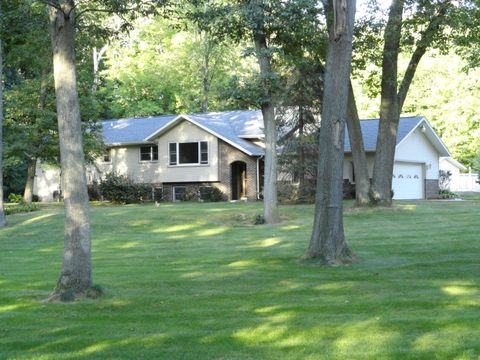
xmin=392 ymin=162 xmax=424 ymax=200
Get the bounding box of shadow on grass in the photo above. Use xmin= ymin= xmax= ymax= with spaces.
xmin=1 ymin=201 xmax=479 ymax=359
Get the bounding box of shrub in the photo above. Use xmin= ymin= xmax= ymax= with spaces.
xmin=8 ymin=193 xmax=24 ymax=203
xmin=200 ymin=187 xmax=226 ymax=202
xmin=99 ymin=172 xmax=151 ymax=204
xmin=88 ymin=180 xmax=102 ymax=201
xmin=5 ymin=204 xmax=39 ymax=215
xmin=254 ymin=214 xmax=265 ymax=225
xmin=439 ymin=189 xmax=457 ymax=199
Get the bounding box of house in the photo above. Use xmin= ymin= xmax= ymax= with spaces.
xmin=34 ymin=110 xmax=451 ymax=202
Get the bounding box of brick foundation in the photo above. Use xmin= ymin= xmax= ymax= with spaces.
xmin=425 ymin=179 xmax=439 ymax=199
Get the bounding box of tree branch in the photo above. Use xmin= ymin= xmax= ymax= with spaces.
xmin=397 ymin=1 xmax=451 ymax=111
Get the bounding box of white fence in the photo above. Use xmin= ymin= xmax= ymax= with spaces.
xmin=450 ymin=173 xmax=480 ymax=192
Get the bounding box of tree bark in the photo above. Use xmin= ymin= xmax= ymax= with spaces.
xmin=370 ymin=0 xmax=405 ymax=206
xmin=48 ymin=1 xmax=92 ymax=296
xmin=346 ymin=81 xmax=370 ymax=206
xmin=23 ymin=158 xmax=37 ymax=205
xmin=0 ymin=38 xmax=7 ymax=227
xmin=253 ymin=22 xmax=279 ymax=224
xmin=305 ymin=0 xmax=356 ymax=264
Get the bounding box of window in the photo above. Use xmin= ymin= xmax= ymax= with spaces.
xmin=179 ymin=142 xmax=198 ymax=164
xmin=102 ymin=150 xmax=111 ymax=163
xmin=168 ymin=141 xmax=208 ymax=165
xmin=173 ymin=186 xmax=186 ymax=201
xmin=140 ymin=145 xmax=158 ymax=162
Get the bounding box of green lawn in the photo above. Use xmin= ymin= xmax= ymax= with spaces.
xmin=1 ymin=200 xmax=479 ymax=359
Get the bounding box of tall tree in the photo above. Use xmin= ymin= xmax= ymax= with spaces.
xmin=370 ymin=0 xmax=404 ymax=205
xmin=38 ymin=0 xmax=164 ymax=299
xmin=369 ymin=0 xmax=456 ymax=205
xmin=0 ymin=38 xmax=7 ymax=227
xmin=250 ymin=0 xmax=279 ymax=223
xmin=305 ymin=0 xmax=356 ymax=264
xmin=47 ymin=1 xmax=92 ymax=296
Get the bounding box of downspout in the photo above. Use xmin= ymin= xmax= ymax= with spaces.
xmin=257 ymin=155 xmax=264 ymax=200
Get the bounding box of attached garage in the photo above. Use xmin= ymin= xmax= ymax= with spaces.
xmin=392 ymin=162 xmax=424 ymax=200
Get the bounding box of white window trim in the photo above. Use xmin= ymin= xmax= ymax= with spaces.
xmin=168 ymin=141 xmax=209 ymax=167
xmin=139 ymin=145 xmax=159 ymax=163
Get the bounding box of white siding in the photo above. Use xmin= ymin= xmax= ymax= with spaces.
xmin=396 ymin=128 xmax=440 ymax=179
xmin=33 ymin=163 xmax=60 ymax=201
xmin=93 ymin=120 xmax=219 ymax=183
xmin=157 ymin=120 xmax=219 ymax=182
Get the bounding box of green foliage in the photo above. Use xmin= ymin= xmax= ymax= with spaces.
xmin=99 ymin=172 xmax=151 ymax=204
xmin=4 ymin=203 xmax=39 ymax=215
xmin=200 ymin=186 xmax=225 ymax=202
xmin=100 ymin=16 xmax=253 ymax=117
xmin=7 ymin=193 xmax=24 ymax=204
xmin=438 ymin=189 xmax=457 ymax=199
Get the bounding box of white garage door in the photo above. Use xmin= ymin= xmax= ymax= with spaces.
xmin=392 ymin=162 xmax=424 ymax=200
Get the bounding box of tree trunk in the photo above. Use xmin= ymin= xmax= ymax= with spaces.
xmin=346 ymin=81 xmax=370 ymax=206
xmin=254 ymin=30 xmax=279 ymax=224
xmin=305 ymin=0 xmax=356 ymax=264
xmin=23 ymin=158 xmax=37 ymax=205
xmin=23 ymin=67 xmax=49 ymax=205
xmin=370 ymin=0 xmax=405 ymax=206
xmin=0 ymin=38 xmax=7 ymax=227
xmin=298 ymin=106 xmax=307 ymax=201
xmin=48 ymin=2 xmax=92 ymax=296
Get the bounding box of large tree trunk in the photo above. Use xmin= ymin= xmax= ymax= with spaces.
xmin=0 ymin=38 xmax=7 ymax=227
xmin=48 ymin=2 xmax=92 ymax=296
xmin=254 ymin=30 xmax=279 ymax=224
xmin=346 ymin=81 xmax=370 ymax=206
xmin=370 ymin=0 xmax=405 ymax=206
xmin=305 ymin=0 xmax=356 ymax=264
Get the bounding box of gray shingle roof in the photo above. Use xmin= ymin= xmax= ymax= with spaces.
xmin=344 ymin=116 xmax=424 ymax=152
xmin=101 ymin=110 xmax=424 ymax=156
xmin=101 ymin=115 xmax=177 ymax=145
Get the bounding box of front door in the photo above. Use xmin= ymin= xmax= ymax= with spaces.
xmin=231 ymin=161 xmax=247 ymax=200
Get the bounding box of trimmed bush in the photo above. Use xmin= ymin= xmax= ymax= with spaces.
xmin=200 ymin=187 xmax=226 ymax=202
xmin=5 ymin=204 xmax=40 ymax=215
xmin=99 ymin=172 xmax=151 ymax=204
